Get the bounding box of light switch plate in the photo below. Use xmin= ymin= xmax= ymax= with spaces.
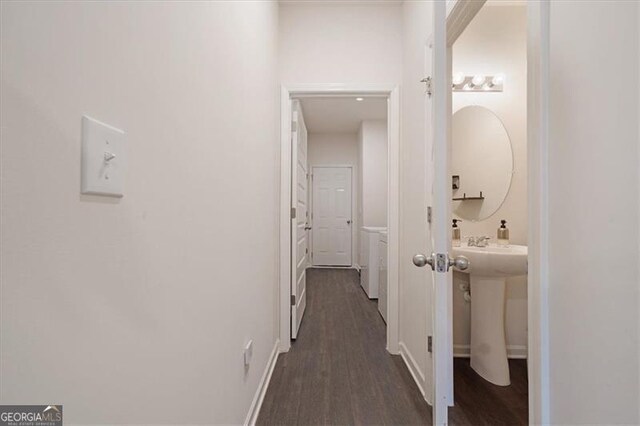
xmin=243 ymin=340 xmax=253 ymax=367
xmin=81 ymin=116 xmax=125 ymax=197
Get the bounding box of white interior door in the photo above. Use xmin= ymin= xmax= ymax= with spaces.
xmin=291 ymin=100 xmax=308 ymax=339
xmin=311 ymin=167 xmax=352 ymax=266
xmin=419 ymin=2 xmax=456 ymax=424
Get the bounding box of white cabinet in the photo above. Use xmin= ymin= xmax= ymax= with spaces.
xmin=359 ymin=226 xmax=386 ymax=299
xmin=378 ymin=231 xmax=388 ymax=323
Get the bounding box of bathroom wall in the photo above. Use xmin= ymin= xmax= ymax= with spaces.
xmin=307 ymin=132 xmax=360 ymax=266
xmin=452 ymin=5 xmax=528 ymax=245
xmin=358 ymin=120 xmax=388 ymax=228
xmin=1 ymin=2 xmax=280 ymax=424
xmin=451 ymin=5 xmax=528 ymax=358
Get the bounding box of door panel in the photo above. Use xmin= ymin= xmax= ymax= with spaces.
xmin=291 ymin=100 xmax=308 ymax=339
xmin=432 ymin=1 xmax=454 ymax=424
xmin=312 ymin=167 xmax=352 ymax=266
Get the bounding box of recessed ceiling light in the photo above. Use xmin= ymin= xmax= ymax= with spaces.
xmin=355 ymin=97 xmax=364 ymax=102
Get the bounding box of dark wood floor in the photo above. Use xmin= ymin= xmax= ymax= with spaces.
xmin=257 ymin=268 xmax=527 ymax=426
xmin=449 ymin=358 xmax=528 ymax=425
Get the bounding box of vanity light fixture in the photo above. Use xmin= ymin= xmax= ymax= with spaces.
xmin=471 ymin=75 xmax=486 ymax=87
xmin=452 ymin=73 xmax=465 ymax=86
xmin=489 ymin=74 xmax=505 ymax=87
xmin=451 ymin=73 xmax=505 ymax=93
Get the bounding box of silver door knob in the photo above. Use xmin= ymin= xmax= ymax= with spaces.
xmin=304 ymin=225 xmax=312 ymax=230
xmin=413 ymin=253 xmax=434 ymax=268
xmin=449 ymin=255 xmax=469 ymax=271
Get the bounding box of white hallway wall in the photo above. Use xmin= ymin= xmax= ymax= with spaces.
xmin=279 ymin=3 xmax=402 ymax=85
xmin=307 ymin=133 xmax=360 ymax=266
xmin=548 ymin=1 xmax=640 ymax=423
xmin=359 ymin=120 xmax=388 ymax=228
xmin=451 ymin=5 xmax=528 ymax=357
xmin=400 ymin=0 xmax=434 ymax=402
xmin=0 ymin=2 xmax=280 ymax=424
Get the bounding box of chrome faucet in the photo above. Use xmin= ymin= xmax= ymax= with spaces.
xmin=467 ymin=236 xmax=491 ymax=247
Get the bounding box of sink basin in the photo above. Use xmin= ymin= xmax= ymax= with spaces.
xmin=451 ymin=243 xmax=528 ymax=386
xmin=452 ymin=243 xmax=527 ymax=277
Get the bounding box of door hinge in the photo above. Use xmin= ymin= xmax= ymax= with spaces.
xmin=291 ymin=295 xmax=296 ymax=306
xmin=428 ymin=335 xmax=433 ymax=353
xmin=291 ymin=207 xmax=296 ymax=219
xmin=421 ymin=76 xmax=432 ymax=98
xmin=306 ymin=247 xmax=308 ymax=254
xmin=427 ymin=206 xmax=432 ymax=224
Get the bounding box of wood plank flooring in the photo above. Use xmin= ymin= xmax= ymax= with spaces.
xmin=257 ymin=268 xmax=527 ymax=426
xmin=449 ymin=358 xmax=528 ymax=425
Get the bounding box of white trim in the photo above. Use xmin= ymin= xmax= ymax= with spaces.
xmin=527 ymin=1 xmax=550 ymax=424
xmin=386 ymin=86 xmax=400 ymax=354
xmin=431 ymin=2 xmax=451 ymax=422
xmin=399 ymin=342 xmax=427 ymax=397
xmin=453 ymin=344 xmax=528 ymax=359
xmin=279 ymin=83 xmax=401 ymax=355
xmin=245 ymin=339 xmax=280 ymax=426
xmin=446 ymin=0 xmax=486 ymax=45
xmin=279 ymin=88 xmax=293 ymax=353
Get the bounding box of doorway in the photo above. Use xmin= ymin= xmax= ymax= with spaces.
xmin=421 ymin=1 xmax=548 ymax=425
xmin=278 ymin=85 xmax=401 ymax=354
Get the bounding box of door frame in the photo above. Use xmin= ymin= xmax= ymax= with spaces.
xmin=309 ymin=165 xmax=355 ymax=267
xmin=279 ymin=84 xmax=400 ymax=354
xmin=438 ymin=1 xmax=550 ymax=424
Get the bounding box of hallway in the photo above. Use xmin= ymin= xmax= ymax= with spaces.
xmin=258 ymin=268 xmax=431 ymax=425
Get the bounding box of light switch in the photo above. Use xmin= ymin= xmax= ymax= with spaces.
xmin=243 ymin=340 xmax=253 ymax=367
xmin=81 ymin=116 xmax=125 ymax=197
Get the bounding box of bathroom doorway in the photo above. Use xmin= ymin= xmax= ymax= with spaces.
xmin=420 ymin=1 xmax=548 ymax=424
xmin=449 ymin=1 xmax=529 ymax=423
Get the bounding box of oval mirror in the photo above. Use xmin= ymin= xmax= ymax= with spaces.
xmin=451 ymin=105 xmax=513 ymax=221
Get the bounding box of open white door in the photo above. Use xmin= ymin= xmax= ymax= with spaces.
xmin=413 ymin=2 xmax=468 ymax=424
xmin=291 ymin=100 xmax=309 ymax=339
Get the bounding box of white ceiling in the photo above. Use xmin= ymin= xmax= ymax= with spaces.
xmin=298 ymin=97 xmax=387 ymax=133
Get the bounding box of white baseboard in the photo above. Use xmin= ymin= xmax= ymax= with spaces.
xmin=398 ymin=341 xmax=426 ymax=397
xmin=244 ymin=339 xmax=280 ymax=426
xmin=453 ymin=344 xmax=528 ymax=359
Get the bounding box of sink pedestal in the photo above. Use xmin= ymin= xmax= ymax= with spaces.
xmin=470 ymin=275 xmax=510 ymax=386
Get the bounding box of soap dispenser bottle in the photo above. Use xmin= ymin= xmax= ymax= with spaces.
xmin=452 ymin=219 xmax=462 ymax=247
xmin=497 ymin=219 xmax=509 ymax=246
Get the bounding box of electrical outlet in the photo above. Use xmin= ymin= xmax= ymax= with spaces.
xmin=243 ymin=340 xmax=253 ymax=367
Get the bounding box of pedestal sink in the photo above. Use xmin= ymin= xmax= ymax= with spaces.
xmin=452 ymin=243 xmax=527 ymax=386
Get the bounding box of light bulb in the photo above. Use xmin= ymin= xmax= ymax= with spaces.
xmin=471 ymin=75 xmax=485 ymax=87
xmin=452 ymin=73 xmax=465 ymax=86
xmin=356 ymin=97 xmax=364 ymax=102
xmin=491 ymin=74 xmax=505 ymax=87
